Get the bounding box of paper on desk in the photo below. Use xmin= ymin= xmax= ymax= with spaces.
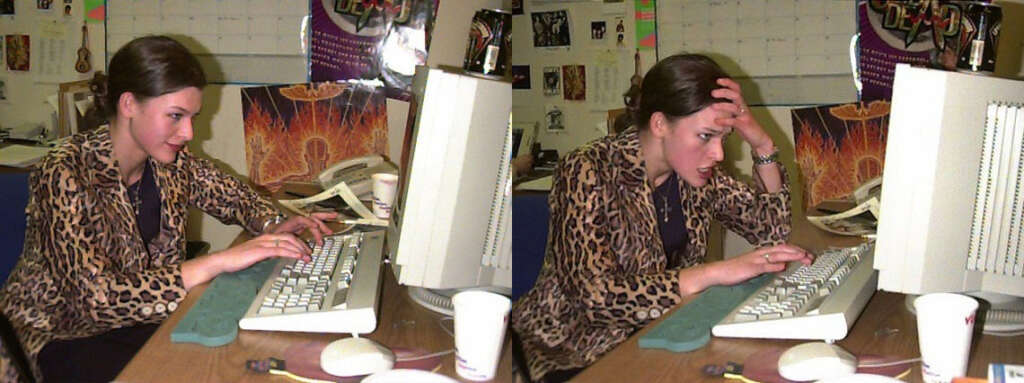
xmin=278 ymin=181 xmax=387 ymax=226
xmin=0 ymin=145 xmax=52 ymax=167
xmin=516 ymin=175 xmax=553 ymax=191
xmin=807 ymin=197 xmax=879 ymax=236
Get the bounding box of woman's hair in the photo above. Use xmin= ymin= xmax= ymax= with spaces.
xmin=634 ymin=53 xmax=730 ymax=130
xmin=90 ymin=36 xmax=207 ymax=119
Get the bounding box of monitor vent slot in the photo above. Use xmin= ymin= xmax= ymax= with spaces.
xmin=968 ymin=102 xmax=1024 ymax=277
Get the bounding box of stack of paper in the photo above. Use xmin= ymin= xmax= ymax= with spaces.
xmin=0 ymin=145 xmax=52 ymax=168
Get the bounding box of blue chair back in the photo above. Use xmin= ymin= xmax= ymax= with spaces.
xmin=0 ymin=172 xmax=30 ymax=284
xmin=512 ymin=192 xmax=550 ymax=301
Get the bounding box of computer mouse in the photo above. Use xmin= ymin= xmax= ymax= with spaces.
xmin=777 ymin=341 xmax=858 ymax=382
xmin=320 ymin=337 xmax=395 ymax=377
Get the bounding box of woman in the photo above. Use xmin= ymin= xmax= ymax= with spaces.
xmin=510 ymin=54 xmax=814 ymax=382
xmin=0 ymin=36 xmax=335 ymax=382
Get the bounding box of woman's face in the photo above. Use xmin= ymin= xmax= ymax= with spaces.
xmin=659 ymin=105 xmax=732 ymax=187
xmin=128 ymin=86 xmax=202 ymax=164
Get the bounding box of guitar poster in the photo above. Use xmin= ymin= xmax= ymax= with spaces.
xmin=791 ymin=101 xmax=890 ymax=210
xmin=241 ymin=81 xmax=389 ymax=192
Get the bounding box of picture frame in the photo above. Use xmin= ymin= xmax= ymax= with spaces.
xmin=58 ymin=79 xmax=91 ymax=138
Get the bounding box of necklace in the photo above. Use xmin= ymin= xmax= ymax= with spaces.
xmin=128 ymin=179 xmax=142 ymax=216
xmin=127 ymin=161 xmax=147 ymax=217
xmin=661 ymin=194 xmax=668 ymax=223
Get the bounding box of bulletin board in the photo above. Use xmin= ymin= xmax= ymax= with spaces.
xmin=656 ymin=0 xmax=858 ymax=105
xmin=105 ymin=0 xmax=308 ymax=84
xmin=0 ymin=0 xmax=94 ymax=138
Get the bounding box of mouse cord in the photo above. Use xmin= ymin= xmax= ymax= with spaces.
xmin=857 ymin=357 xmax=921 ymax=368
xmin=396 ymin=349 xmax=455 ymax=362
xmin=438 ymin=316 xmax=454 ymax=338
xmin=389 ymin=316 xmax=456 ymax=363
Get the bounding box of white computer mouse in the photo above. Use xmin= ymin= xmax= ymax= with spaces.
xmin=777 ymin=341 xmax=858 ymax=382
xmin=320 ymin=337 xmax=396 ymax=377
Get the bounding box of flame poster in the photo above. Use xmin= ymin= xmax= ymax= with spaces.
xmin=241 ymin=81 xmax=388 ymax=192
xmin=310 ymin=0 xmax=437 ymax=100
xmin=791 ymin=101 xmax=890 ymax=210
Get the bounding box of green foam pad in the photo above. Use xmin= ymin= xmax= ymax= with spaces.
xmin=170 ymin=259 xmax=277 ymax=347
xmin=639 ymin=273 xmax=771 ymax=352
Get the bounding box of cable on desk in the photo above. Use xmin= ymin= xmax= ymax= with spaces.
xmin=723 ymin=372 xmax=760 ymax=383
xmin=893 ymin=368 xmax=912 ymax=380
xmin=858 ymin=357 xmax=920 ymax=368
xmin=396 ymin=349 xmax=455 ymax=362
xmin=269 ymin=369 xmax=334 ymax=383
xmin=438 ymin=316 xmax=454 ymax=338
xmin=245 ymin=357 xmax=333 ymax=383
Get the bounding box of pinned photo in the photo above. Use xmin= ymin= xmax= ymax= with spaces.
xmin=591 ymin=21 xmax=606 ymax=40
xmin=511 ymin=65 xmax=531 ymax=90
xmin=545 ymin=104 xmax=565 ymax=132
xmin=562 ymin=65 xmax=585 ymax=101
xmin=543 ymin=66 xmax=560 ymax=96
xmin=531 ymin=10 xmax=571 ymax=48
xmin=5 ymin=35 xmax=30 ymax=71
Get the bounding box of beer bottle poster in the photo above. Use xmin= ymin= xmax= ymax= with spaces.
xmin=310 ymin=0 xmax=438 ymax=101
xmin=857 ymin=1 xmax=973 ymax=101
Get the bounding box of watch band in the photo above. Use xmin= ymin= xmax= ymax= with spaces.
xmin=752 ymin=148 xmax=779 ymax=166
xmin=260 ymin=214 xmax=284 ymax=233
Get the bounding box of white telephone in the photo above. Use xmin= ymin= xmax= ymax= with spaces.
xmin=317 ymin=155 xmax=397 ymax=200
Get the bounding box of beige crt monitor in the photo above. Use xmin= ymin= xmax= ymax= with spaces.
xmin=386 ymin=66 xmax=513 ymax=314
xmin=874 ymin=65 xmax=1024 ymax=307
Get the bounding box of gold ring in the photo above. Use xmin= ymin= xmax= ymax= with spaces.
xmin=763 ymin=253 xmax=771 ymax=263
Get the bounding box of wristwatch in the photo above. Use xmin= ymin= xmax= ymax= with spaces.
xmin=752 ymin=148 xmax=779 ymax=166
xmin=261 ymin=214 xmax=285 ymax=233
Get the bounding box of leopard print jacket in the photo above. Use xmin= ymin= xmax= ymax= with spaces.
xmin=0 ymin=127 xmax=279 ymax=382
xmin=510 ymin=127 xmax=791 ymax=380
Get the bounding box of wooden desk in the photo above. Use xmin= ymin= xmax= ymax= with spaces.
xmin=577 ymin=219 xmax=1024 ymax=382
xmin=116 ymin=231 xmax=516 ymax=382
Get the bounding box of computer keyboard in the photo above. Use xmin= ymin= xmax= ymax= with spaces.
xmin=711 ymin=242 xmax=878 ymax=342
xmin=238 ymin=230 xmax=385 ymax=334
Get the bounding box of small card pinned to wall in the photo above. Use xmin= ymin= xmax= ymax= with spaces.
xmin=543 ymin=66 xmax=561 ymax=97
xmin=511 ymin=65 xmax=531 ymax=90
xmin=545 ymin=104 xmax=565 ymax=132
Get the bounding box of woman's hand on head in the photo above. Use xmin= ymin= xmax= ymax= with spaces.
xmin=709 ymin=78 xmax=775 ymax=154
xmin=268 ymin=212 xmax=338 ymax=247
